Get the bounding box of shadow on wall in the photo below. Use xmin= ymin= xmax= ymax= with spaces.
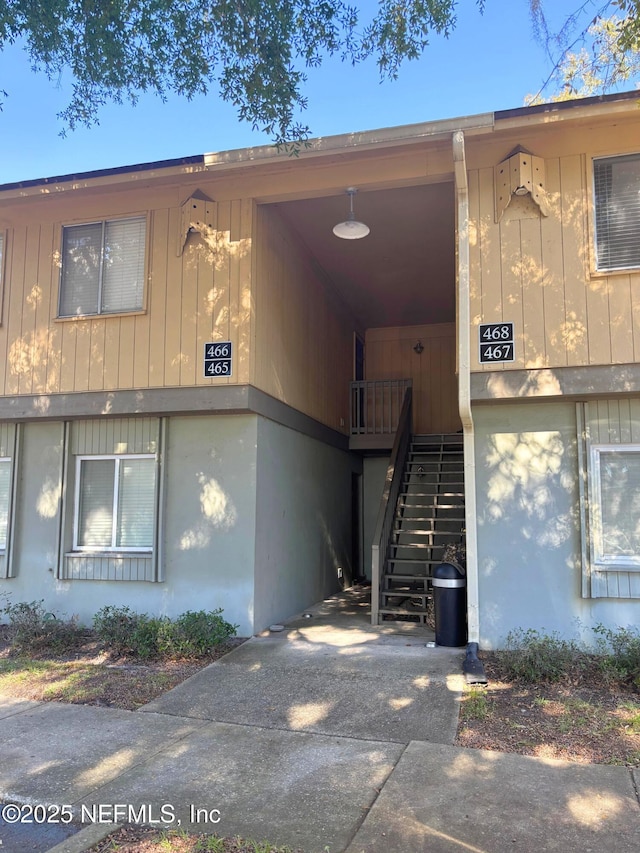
xmin=179 ymin=472 xmax=238 ymax=551
xmin=478 ymin=426 xmax=581 ymax=638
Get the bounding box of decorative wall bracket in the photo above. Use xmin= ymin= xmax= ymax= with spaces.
xmin=177 ymin=191 xmax=216 ymax=256
xmin=495 ymin=146 xmax=549 ymax=221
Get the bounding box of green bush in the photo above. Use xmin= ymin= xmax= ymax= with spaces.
xmin=93 ymin=606 xmax=237 ymax=660
xmin=92 ymin=606 xmax=162 ymax=660
xmin=157 ymin=610 xmax=238 ymax=658
xmin=593 ymin=624 xmax=640 ymax=688
xmin=1 ymin=599 xmax=84 ymax=656
xmin=130 ymin=616 xmax=165 ymax=661
xmin=496 ymin=628 xmax=585 ymax=683
xmin=92 ymin=606 xmax=142 ymax=655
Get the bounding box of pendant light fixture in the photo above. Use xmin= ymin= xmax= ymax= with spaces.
xmin=333 ymin=187 xmax=370 ymax=239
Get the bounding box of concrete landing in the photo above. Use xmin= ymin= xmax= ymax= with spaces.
xmin=141 ymin=630 xmax=464 ymax=745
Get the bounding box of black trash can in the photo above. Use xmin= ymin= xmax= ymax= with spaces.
xmin=433 ymin=561 xmax=467 ymax=647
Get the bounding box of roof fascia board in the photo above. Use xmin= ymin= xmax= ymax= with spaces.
xmin=204 ymin=113 xmax=495 ymax=171
xmin=494 ymin=97 xmax=640 ymax=132
xmin=0 ymin=160 xmax=208 ymax=201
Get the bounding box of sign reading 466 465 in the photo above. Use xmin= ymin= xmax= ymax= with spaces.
xmin=204 ymin=341 xmax=232 ymax=377
xmin=479 ymin=323 xmax=514 ymax=364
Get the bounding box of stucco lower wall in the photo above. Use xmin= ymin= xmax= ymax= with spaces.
xmin=474 ymin=402 xmax=640 ymax=649
xmin=362 ymin=456 xmax=390 ymax=580
xmin=4 ymin=416 xmax=258 ymax=636
xmin=253 ymin=417 xmax=353 ymax=632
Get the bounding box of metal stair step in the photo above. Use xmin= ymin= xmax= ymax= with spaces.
xmin=412 ymin=433 xmax=463 ymax=442
xmin=382 ymin=593 xmax=430 ymax=604
xmin=394 ymin=515 xmax=465 ymax=522
xmin=383 ymin=573 xmax=430 ymax=582
xmin=399 ymin=490 xmax=464 ymax=498
xmin=406 ymin=457 xmax=463 ymax=462
xmin=393 ymin=528 xmax=463 ymax=536
xmin=378 ymin=606 xmax=430 ymax=617
xmin=396 ymin=504 xmax=464 ymax=511
xmin=392 ymin=519 xmax=460 ymax=536
xmin=407 ymin=460 xmax=463 ymax=465
xmin=383 ymin=584 xmax=431 ymax=594
xmin=388 ymin=557 xmax=441 ymax=565
xmin=402 ymin=482 xmax=465 ymax=487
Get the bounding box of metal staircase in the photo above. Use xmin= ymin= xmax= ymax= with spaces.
xmin=378 ymin=434 xmax=465 ymax=623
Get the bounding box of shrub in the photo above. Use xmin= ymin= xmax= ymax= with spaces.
xmin=593 ymin=624 xmax=640 ymax=688
xmin=130 ymin=616 xmax=164 ymax=661
xmin=157 ymin=610 xmax=238 ymax=659
xmin=496 ymin=628 xmax=585 ymax=683
xmin=93 ymin=606 xmax=238 ymax=660
xmin=1 ymin=599 xmax=84 ymax=656
xmin=92 ymin=606 xmax=141 ymax=655
xmin=93 ymin=606 xmax=162 ymax=660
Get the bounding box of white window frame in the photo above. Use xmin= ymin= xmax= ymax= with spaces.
xmin=593 ymin=152 xmax=640 ymax=273
xmin=73 ymin=453 xmax=156 ymax=553
xmin=0 ymin=456 xmax=11 ymax=552
xmin=0 ymin=424 xmax=20 ymax=580
xmin=58 ymin=215 xmax=147 ymax=318
xmin=589 ymin=443 xmax=640 ymax=570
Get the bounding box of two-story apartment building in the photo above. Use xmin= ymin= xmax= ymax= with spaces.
xmin=0 ymin=91 xmax=639 ymax=647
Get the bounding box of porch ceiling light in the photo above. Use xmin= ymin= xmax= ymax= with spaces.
xmin=333 ymin=188 xmax=370 ymax=239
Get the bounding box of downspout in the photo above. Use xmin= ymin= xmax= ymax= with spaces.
xmin=453 ymin=131 xmax=485 ymax=682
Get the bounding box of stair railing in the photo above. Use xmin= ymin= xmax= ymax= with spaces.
xmin=350 ymin=379 xmax=412 ymax=436
xmin=371 ymin=386 xmax=413 ymax=624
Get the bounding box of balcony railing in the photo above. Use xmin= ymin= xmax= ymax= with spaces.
xmin=350 ymin=379 xmax=412 ymax=439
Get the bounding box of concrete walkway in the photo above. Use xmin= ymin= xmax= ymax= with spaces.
xmin=0 ymin=588 xmax=639 ymax=853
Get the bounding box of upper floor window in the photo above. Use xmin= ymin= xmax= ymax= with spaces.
xmin=59 ymin=216 xmax=146 ymax=317
xmin=594 ymin=153 xmax=640 ymax=271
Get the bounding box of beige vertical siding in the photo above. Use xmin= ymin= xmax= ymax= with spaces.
xmin=470 ymin=122 xmax=640 ymax=372
xmin=365 ymin=324 xmax=460 ymax=434
xmin=252 ymin=205 xmax=354 ymax=432
xmin=70 ymin=417 xmax=159 ymax=455
xmin=0 ymin=192 xmax=252 ymax=397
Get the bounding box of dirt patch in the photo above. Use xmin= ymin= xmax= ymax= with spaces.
xmin=0 ymin=626 xmax=245 ymax=711
xmin=88 ymin=825 xmax=301 ymax=852
xmin=456 ymin=652 xmax=640 ymax=766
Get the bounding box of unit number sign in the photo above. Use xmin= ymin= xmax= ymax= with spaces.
xmin=204 ymin=342 xmax=233 ymax=377
xmin=479 ymin=323 xmax=515 ymax=364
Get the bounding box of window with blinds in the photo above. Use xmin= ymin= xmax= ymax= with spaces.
xmin=74 ymin=454 xmax=156 ymax=551
xmin=591 ymin=445 xmax=640 ymax=568
xmin=0 ymin=458 xmax=10 ymax=550
xmin=593 ymin=154 xmax=640 ymax=271
xmin=59 ymin=216 xmax=146 ymax=316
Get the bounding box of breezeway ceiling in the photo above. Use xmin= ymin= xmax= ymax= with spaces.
xmin=274 ymin=181 xmax=456 ymax=330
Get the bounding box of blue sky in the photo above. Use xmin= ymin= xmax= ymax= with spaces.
xmin=0 ymin=1 xmax=605 ymax=184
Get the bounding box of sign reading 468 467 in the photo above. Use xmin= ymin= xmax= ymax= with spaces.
xmin=479 ymin=323 xmax=514 ymax=364
xmin=204 ymin=341 xmax=232 ymax=378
